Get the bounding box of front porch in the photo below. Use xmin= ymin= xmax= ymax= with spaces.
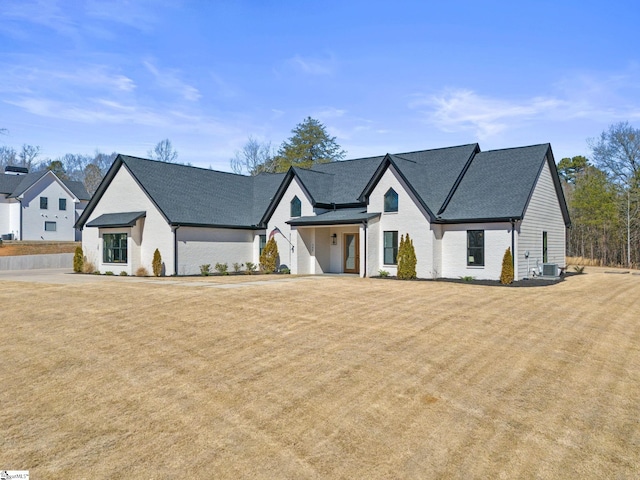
xmin=287 ymin=208 xmax=380 ymax=277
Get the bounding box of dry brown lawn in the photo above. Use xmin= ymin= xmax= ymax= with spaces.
xmin=1 ymin=269 xmax=639 ymax=479
xmin=0 ymin=241 xmax=79 ymax=256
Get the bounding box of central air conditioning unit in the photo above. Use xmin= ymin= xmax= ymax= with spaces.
xmin=542 ymin=263 xmax=559 ymax=277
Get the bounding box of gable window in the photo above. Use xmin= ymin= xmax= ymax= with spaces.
xmin=44 ymin=221 xmax=56 ymax=232
xmin=383 ymin=231 xmax=398 ymax=265
xmin=384 ymin=188 xmax=398 ymax=213
xmin=59 ymin=198 xmax=67 ymax=210
xmin=259 ymin=234 xmax=267 ymax=255
xmin=290 ymin=196 xmax=301 ymax=217
xmin=40 ymin=197 xmax=48 ymax=209
xmin=467 ymin=230 xmax=484 ymax=266
xmin=103 ymin=233 xmax=127 ymax=264
xmin=542 ymin=231 xmax=548 ymax=263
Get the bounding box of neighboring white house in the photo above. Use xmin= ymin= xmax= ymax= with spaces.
xmin=76 ymin=143 xmax=570 ymax=279
xmin=0 ymin=167 xmax=90 ymax=241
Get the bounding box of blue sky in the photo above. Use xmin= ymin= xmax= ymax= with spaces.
xmin=2 ymin=0 xmax=640 ymax=170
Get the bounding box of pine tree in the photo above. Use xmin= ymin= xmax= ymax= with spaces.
xmin=500 ymin=247 xmax=514 ymax=285
xmin=260 ymin=237 xmax=279 ymax=273
xmin=73 ymin=246 xmax=84 ymax=273
xmin=152 ymin=248 xmax=163 ymax=277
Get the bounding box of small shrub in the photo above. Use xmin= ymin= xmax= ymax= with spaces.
xmin=215 ymin=262 xmax=229 ymax=275
xmin=82 ymin=260 xmax=96 ymax=274
xmin=200 ymin=264 xmax=211 ymax=276
xmin=260 ymin=237 xmax=279 ymax=273
xmin=105 ymin=271 xmax=114 ymax=276
xmin=152 ymin=248 xmax=162 ymax=277
xmin=500 ymin=247 xmax=514 ymax=285
xmin=119 ymin=271 xmax=128 ymax=276
xmin=73 ymin=246 xmax=84 ymax=273
xmin=379 ymin=269 xmax=389 ymax=277
xmin=574 ymin=265 xmax=585 ymax=274
xmin=245 ymin=261 xmax=257 ymax=274
xmin=460 ymin=275 xmax=475 ymax=282
xmin=279 ymin=267 xmax=290 ymax=274
xmin=93 ymin=270 xmax=101 ymax=275
xmin=232 ymin=262 xmax=244 ymax=273
xmin=135 ymin=266 xmax=149 ymax=277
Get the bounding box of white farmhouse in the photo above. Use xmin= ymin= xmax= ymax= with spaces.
xmin=0 ymin=166 xmax=90 ymax=241
xmin=76 ymin=143 xmax=570 ymax=279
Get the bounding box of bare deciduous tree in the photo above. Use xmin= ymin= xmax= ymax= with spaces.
xmin=230 ymin=136 xmax=275 ymax=175
xmin=148 ymin=139 xmax=179 ymax=163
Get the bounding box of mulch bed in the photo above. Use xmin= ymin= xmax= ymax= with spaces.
xmin=372 ymin=272 xmax=577 ymax=287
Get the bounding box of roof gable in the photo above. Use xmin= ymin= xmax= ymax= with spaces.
xmin=437 ymin=144 xmax=567 ymax=223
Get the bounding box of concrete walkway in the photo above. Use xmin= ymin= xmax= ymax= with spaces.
xmin=0 ymin=268 xmax=333 ymax=288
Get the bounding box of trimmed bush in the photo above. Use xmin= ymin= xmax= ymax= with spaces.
xmin=119 ymin=271 xmax=128 ymax=276
xmin=500 ymin=247 xmax=514 ymax=285
xmin=397 ymin=233 xmax=417 ymax=279
xmin=259 ymin=237 xmax=278 ymax=274
xmin=152 ymin=248 xmax=162 ymax=277
xmin=73 ymin=246 xmax=84 ymax=273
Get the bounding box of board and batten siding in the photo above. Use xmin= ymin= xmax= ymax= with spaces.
xmin=367 ymin=165 xmax=434 ymax=278
xmin=517 ymin=159 xmax=566 ymax=279
xmin=82 ymin=165 xmax=175 ymax=275
xmin=176 ymin=226 xmax=254 ymax=275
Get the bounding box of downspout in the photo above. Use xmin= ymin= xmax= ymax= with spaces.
xmin=510 ymin=219 xmax=516 ymax=275
xmin=362 ymin=221 xmax=367 ymax=278
xmin=174 ymin=226 xmax=179 ymax=276
xmin=18 ymin=198 xmax=23 ymax=240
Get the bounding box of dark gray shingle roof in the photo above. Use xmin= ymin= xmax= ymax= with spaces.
xmin=2 ymin=171 xmax=90 ymax=200
xmin=439 ymin=144 xmax=551 ymax=221
xmin=119 ymin=156 xmax=284 ymax=227
xmin=86 ymin=211 xmax=146 ymax=228
xmin=287 ymin=208 xmax=380 ymax=226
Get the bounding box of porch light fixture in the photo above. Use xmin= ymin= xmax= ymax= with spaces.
xmin=331 ymin=233 xmax=337 ymax=245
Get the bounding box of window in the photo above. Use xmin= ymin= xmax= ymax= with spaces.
xmin=467 ymin=230 xmax=484 ymax=266
xmin=290 ymin=196 xmax=301 ymax=217
xmin=259 ymin=234 xmax=267 ymax=255
xmin=40 ymin=197 xmax=48 ymax=209
xmin=44 ymin=221 xmax=56 ymax=232
xmin=103 ymin=233 xmax=127 ymax=263
xmin=383 ymin=231 xmax=398 ymax=265
xmin=59 ymin=198 xmax=67 ymax=210
xmin=384 ymin=188 xmax=398 ymax=212
xmin=543 ymin=231 xmax=548 ymax=263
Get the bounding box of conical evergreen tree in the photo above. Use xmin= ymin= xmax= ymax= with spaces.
xmin=500 ymin=247 xmax=514 ymax=284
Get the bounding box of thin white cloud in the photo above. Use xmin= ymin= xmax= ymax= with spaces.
xmin=411 ymin=77 xmax=640 ymax=140
xmin=314 ymin=107 xmax=347 ymax=119
xmin=143 ymin=60 xmax=201 ymax=101
xmin=410 ymin=89 xmax=568 ymax=139
xmin=288 ymin=54 xmax=334 ymax=76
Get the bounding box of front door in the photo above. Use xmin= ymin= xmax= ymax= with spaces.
xmin=344 ymin=233 xmax=360 ymax=274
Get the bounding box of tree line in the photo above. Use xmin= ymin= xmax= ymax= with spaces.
xmin=560 ymin=121 xmax=640 ymax=267
xmin=0 ymin=137 xmax=181 ymax=195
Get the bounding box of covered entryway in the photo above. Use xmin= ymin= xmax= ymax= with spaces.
xmin=286 ymin=208 xmax=380 ymax=277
